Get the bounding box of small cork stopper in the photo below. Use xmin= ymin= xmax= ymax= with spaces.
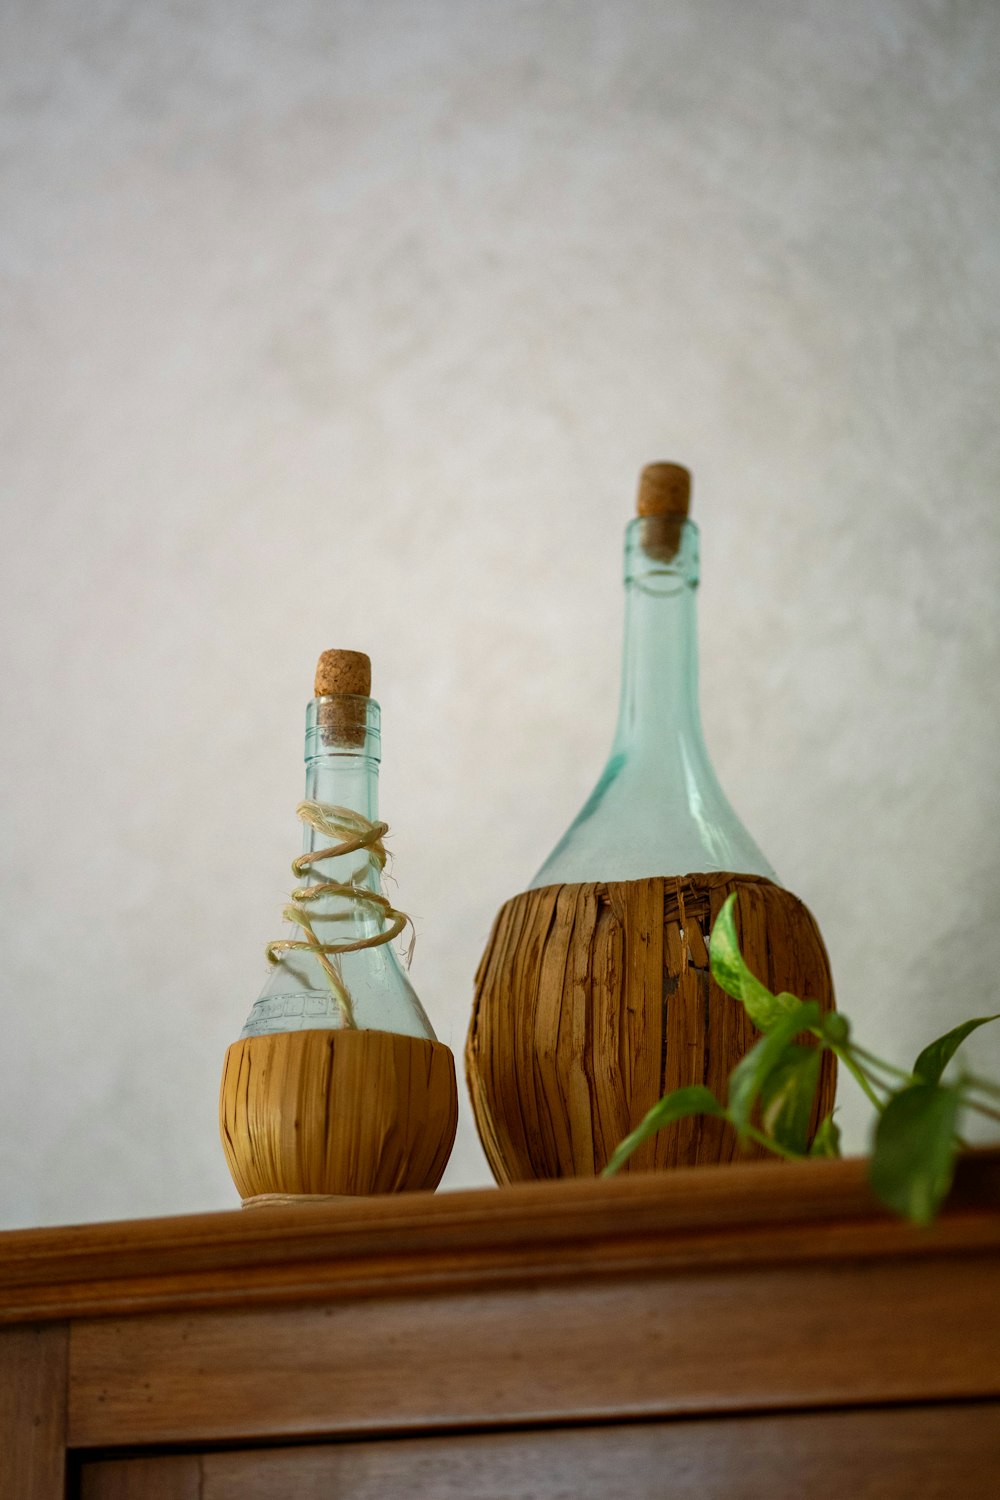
xmin=636 ymin=462 xmax=692 ymax=519
xmin=314 ymin=649 xmax=371 ymax=700
xmin=636 ymin=462 xmax=691 ymax=564
xmin=314 ymin=649 xmax=371 ymax=749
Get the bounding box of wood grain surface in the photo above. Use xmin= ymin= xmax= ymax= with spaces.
xmin=73 ymin=1404 xmax=998 ymax=1500
xmin=468 ymin=874 xmax=836 ymax=1181
xmin=79 ymin=1456 xmax=200 ymax=1500
xmin=220 ymin=1028 xmax=458 ymax=1197
xmin=68 ymin=1250 xmax=1000 ymax=1448
xmin=0 ymin=1323 xmax=68 ymax=1500
xmin=0 ymin=1156 xmax=997 ymax=1495
xmin=1 ymin=1152 xmax=998 ymax=1327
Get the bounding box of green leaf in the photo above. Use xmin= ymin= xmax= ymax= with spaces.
xmin=602 ymin=1086 xmax=726 ymax=1177
xmin=727 ymin=1000 xmax=823 ymax=1137
xmin=869 ymin=1082 xmax=962 ymax=1225
xmin=759 ymin=1044 xmax=823 ymax=1155
xmin=913 ymin=1014 xmax=1000 ymax=1086
xmin=709 ymin=894 xmax=799 ymax=1032
xmin=809 ymin=1112 xmax=842 ymax=1158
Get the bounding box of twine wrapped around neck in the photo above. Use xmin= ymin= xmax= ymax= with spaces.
xmin=266 ymin=801 xmax=412 ymax=1028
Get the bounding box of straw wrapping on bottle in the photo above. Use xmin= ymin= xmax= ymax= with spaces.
xmin=266 ymin=801 xmax=413 ymax=1028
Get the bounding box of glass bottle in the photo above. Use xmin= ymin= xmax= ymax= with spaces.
xmin=465 ymin=463 xmax=835 ymax=1186
xmin=239 ymin=649 xmax=434 ymax=1042
xmin=222 ymin=649 xmax=457 ymax=1202
xmin=531 ymin=463 xmax=776 ymax=887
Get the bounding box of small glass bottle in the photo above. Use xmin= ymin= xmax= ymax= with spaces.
xmin=221 ymin=650 xmax=456 ymax=1201
xmin=239 ymin=649 xmax=434 ymax=1041
xmin=532 ymin=463 xmax=776 ymax=886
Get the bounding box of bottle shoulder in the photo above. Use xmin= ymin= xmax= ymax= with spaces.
xmin=530 ymin=750 xmax=777 ymax=888
xmin=242 ymin=948 xmax=435 ymax=1040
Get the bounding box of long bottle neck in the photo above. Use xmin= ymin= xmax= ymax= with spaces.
xmin=611 ymin=518 xmax=706 ymax=772
xmin=302 ymin=697 xmax=384 ymax=931
xmin=601 ymin=514 xmax=777 ymax=880
xmin=530 ymin=512 xmax=777 ymax=887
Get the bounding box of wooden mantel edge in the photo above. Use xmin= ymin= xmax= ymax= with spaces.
xmin=1 ymin=1150 xmax=997 ymax=1326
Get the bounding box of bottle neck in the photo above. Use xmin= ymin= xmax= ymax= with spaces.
xmin=530 ymin=512 xmax=777 ymax=887
xmin=612 ymin=517 xmax=705 ymax=766
xmin=301 ymin=696 xmax=383 ymax=923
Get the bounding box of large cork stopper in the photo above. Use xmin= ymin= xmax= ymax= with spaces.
xmin=636 ymin=462 xmax=691 ymax=562
xmin=314 ymin=649 xmax=371 ymax=748
xmin=314 ymin=649 xmax=371 ymax=700
xmin=636 ymin=462 xmax=691 ymax=519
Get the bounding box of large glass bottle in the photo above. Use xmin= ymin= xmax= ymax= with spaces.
xmin=467 ymin=465 xmax=835 ymax=1183
xmin=532 ymin=463 xmax=776 ymax=886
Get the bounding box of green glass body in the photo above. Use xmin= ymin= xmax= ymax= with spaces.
xmin=531 ymin=515 xmax=776 ymax=887
xmin=239 ymin=695 xmax=435 ymax=1041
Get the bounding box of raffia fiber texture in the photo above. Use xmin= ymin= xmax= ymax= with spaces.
xmin=466 ymin=873 xmax=836 ymax=1182
xmin=221 ymin=1029 xmax=458 ymax=1197
xmin=265 ymin=801 xmax=413 ymax=1029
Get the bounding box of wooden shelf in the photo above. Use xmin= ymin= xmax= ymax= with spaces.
xmin=2 ymin=1151 xmax=999 ymax=1498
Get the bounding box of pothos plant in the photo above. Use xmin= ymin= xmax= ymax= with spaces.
xmin=603 ymin=893 xmax=1000 ymax=1224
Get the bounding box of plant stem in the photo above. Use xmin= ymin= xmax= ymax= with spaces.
xmin=849 ymin=1046 xmax=914 ymax=1083
xmin=832 ymin=1044 xmax=886 ymax=1112
xmin=965 ymin=1075 xmax=1000 ymax=1102
xmin=964 ymin=1097 xmax=1000 ymax=1126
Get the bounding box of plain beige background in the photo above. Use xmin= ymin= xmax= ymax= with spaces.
xmin=1 ymin=0 xmax=998 ymax=1226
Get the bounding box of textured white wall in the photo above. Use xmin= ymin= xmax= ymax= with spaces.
xmin=2 ymin=0 xmax=998 ymax=1227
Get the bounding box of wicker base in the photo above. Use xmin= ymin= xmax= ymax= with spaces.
xmin=220 ymin=1027 xmax=458 ymax=1198
xmin=467 ymin=872 xmax=836 ymax=1182
xmin=241 ymin=1193 xmax=359 ymax=1209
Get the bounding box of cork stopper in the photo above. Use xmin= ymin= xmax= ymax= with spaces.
xmin=314 ymin=649 xmax=371 ymax=700
xmin=314 ymin=649 xmax=371 ymax=749
xmin=636 ymin=462 xmax=691 ymax=563
xmin=636 ymin=462 xmax=691 ymax=519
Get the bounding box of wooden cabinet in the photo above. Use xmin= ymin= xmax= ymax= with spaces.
xmin=3 ymin=1152 xmax=999 ymax=1498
